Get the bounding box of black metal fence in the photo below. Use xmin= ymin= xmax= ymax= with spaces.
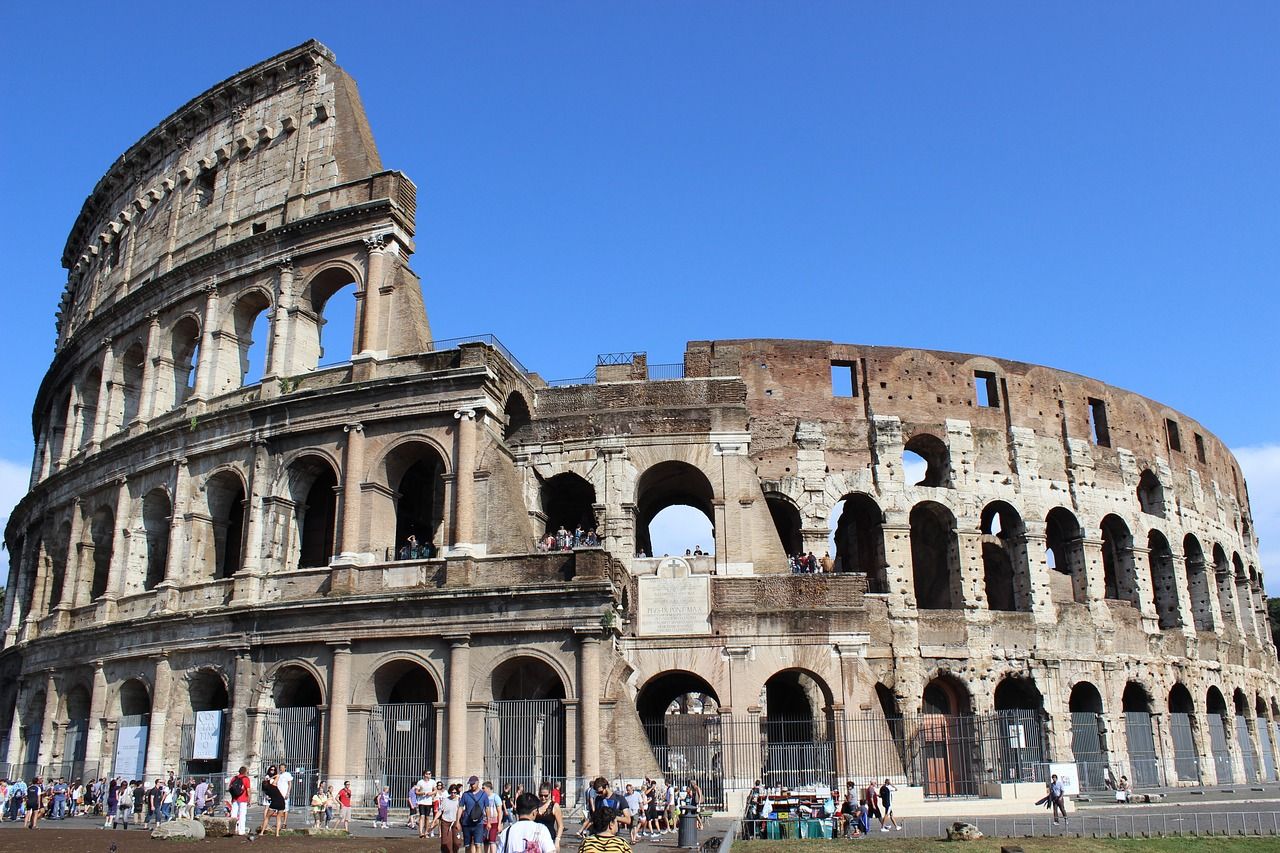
xmin=260 ymin=707 xmax=322 ymax=807
xmin=484 ymin=699 xmax=566 ymax=793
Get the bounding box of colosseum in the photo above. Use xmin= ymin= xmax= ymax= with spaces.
xmin=3 ymin=40 xmax=1277 ymax=816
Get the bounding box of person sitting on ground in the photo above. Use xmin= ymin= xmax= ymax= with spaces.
xmin=497 ymin=792 xmax=555 ymax=853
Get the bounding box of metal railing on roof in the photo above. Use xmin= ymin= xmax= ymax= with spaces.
xmin=426 ymin=333 xmax=531 ymax=375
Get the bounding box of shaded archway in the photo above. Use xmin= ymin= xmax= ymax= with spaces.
xmin=297 ymin=267 xmax=359 ymax=371
xmin=1182 ymin=534 xmax=1214 ymax=631
xmin=206 ymin=471 xmax=246 ymax=579
xmin=46 ymin=525 xmax=70 ymax=612
xmin=540 ymin=472 xmax=598 ymax=538
xmin=920 ymin=674 xmax=976 ymax=797
xmin=168 ymin=315 xmax=201 ymax=409
xmin=1068 ymin=682 xmax=1108 ymax=790
xmin=635 ymin=461 xmax=715 ymax=559
xmin=1101 ymin=514 xmax=1139 ymax=605
xmin=1233 ymin=688 xmax=1259 ymax=782
xmin=829 ymin=493 xmax=887 ymax=591
xmin=1168 ymin=684 xmax=1201 ymax=783
xmin=142 ymin=488 xmax=171 ymax=590
xmin=761 ymin=670 xmax=835 ymax=789
xmin=1137 ymin=470 xmax=1165 ymax=517
xmin=114 ymin=678 xmax=152 ymax=780
xmin=904 ymin=434 xmax=950 ymax=487
xmin=486 ymin=656 xmax=567 ymax=791
xmin=1147 ymin=530 xmax=1181 ymax=629
xmin=980 ymin=502 xmax=1031 ymax=612
xmin=117 ymin=341 xmax=147 ymax=429
xmin=183 ymin=669 xmax=230 ymax=777
xmin=264 ymin=665 xmax=322 ymax=805
xmin=993 ymin=674 xmax=1046 ymax=783
xmin=77 ymin=368 xmax=102 ymax=450
xmin=1122 ymin=682 xmax=1162 ymax=787
xmin=1206 ymin=686 xmax=1234 ymax=784
xmin=503 ymin=391 xmax=532 ymax=443
xmin=286 ymin=455 xmax=339 ymax=569
xmin=369 ymin=660 xmax=440 ymax=788
xmin=1213 ymin=544 xmax=1238 ymax=631
xmin=636 ymin=671 xmax=723 ymax=806
xmin=231 ymin=290 xmax=272 ymax=388
xmin=60 ymin=684 xmax=91 ymax=780
xmin=1256 ymin=695 xmax=1278 ymax=782
xmin=1045 ymin=507 xmax=1087 ymax=604
xmin=765 ymin=494 xmax=802 ymax=557
xmin=391 ymin=446 xmax=447 ymax=558
xmin=911 ymin=501 xmax=960 ymax=609
xmin=90 ymin=506 xmax=115 ymax=599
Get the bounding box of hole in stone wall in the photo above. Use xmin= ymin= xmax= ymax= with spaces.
xmin=1088 ymin=398 xmax=1110 ymax=447
xmin=974 ymin=371 xmax=999 ymax=408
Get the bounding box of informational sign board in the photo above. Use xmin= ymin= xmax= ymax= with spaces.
xmin=395 ymin=720 xmax=413 ymax=733
xmin=192 ymin=710 xmax=223 ymax=760
xmin=1049 ymin=762 xmax=1081 ymax=796
xmin=114 ymin=725 xmax=148 ymax=779
xmin=638 ymin=558 xmax=711 ymax=637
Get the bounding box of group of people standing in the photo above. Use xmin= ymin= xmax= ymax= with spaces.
xmin=745 ymin=778 xmax=903 ymax=839
xmin=1 ymin=773 xmax=221 ymax=831
xmin=538 ymin=525 xmax=602 ymax=552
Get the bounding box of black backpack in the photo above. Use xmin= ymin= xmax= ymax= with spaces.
xmin=229 ymin=776 xmax=245 ymax=798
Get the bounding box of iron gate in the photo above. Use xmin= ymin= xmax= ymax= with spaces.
xmin=1209 ymin=713 xmax=1234 ymax=784
xmin=484 ymin=699 xmax=565 ymax=792
xmin=261 ymin=707 xmax=322 ymax=806
xmin=1236 ymin=716 xmax=1259 ymax=782
xmin=178 ymin=710 xmax=229 ymax=780
xmin=760 ymin=716 xmax=836 ymax=792
xmin=365 ymin=703 xmax=437 ymax=802
xmin=642 ymin=715 xmax=725 ymax=809
xmin=1070 ymin=712 xmax=1108 ymax=790
xmin=1259 ymin=721 xmax=1277 ymax=782
xmin=1170 ymin=712 xmax=1201 ymax=783
xmin=59 ymin=719 xmax=88 ymax=781
xmin=1124 ymin=712 xmax=1162 ymax=788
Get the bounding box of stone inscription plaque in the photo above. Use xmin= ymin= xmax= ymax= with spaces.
xmin=638 ymin=559 xmax=711 ymax=636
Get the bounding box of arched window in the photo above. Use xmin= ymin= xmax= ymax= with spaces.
xmin=635 ymin=461 xmax=715 ymax=559
xmin=90 ymin=506 xmax=114 ymax=599
xmin=169 ymin=316 xmax=201 ymax=409
xmin=206 ymin=471 xmax=246 ymax=579
xmin=1233 ymin=553 xmax=1254 ymax=637
xmin=1137 ymin=470 xmax=1165 ymax=517
xmin=1045 ymin=507 xmax=1087 ymax=604
xmin=46 ymin=526 xmax=70 ymax=612
xmin=828 ymin=493 xmax=887 ymax=590
xmin=118 ymin=341 xmax=146 ymax=428
xmin=911 ymin=501 xmax=960 ymax=609
xmin=287 ymin=456 xmax=339 ymax=569
xmin=920 ymin=674 xmax=976 ymax=796
xmin=297 ymin=268 xmax=359 ymax=372
xmin=903 ymin=434 xmax=950 ymax=487
xmin=47 ymin=392 xmax=71 ymax=465
xmin=1100 ymin=514 xmax=1138 ymax=605
xmin=540 ymin=472 xmax=597 ymax=539
xmin=1182 ymin=534 xmax=1214 ymax=632
xmin=231 ymin=290 xmax=272 ymax=388
xmin=1147 ymin=530 xmax=1181 ymax=629
xmin=1168 ymin=683 xmax=1201 ymax=782
xmin=980 ymin=501 xmax=1031 ymax=612
xmin=77 ymin=368 xmax=102 ymax=449
xmin=766 ymin=494 xmax=803 ymax=557
xmin=503 ymin=392 xmax=532 ymax=443
xmin=142 ymin=488 xmax=171 ymax=591
xmin=369 ymin=660 xmax=440 ymax=789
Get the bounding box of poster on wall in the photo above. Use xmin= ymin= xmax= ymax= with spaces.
xmin=114 ymin=725 xmax=148 ymax=780
xmin=192 ymin=710 xmax=223 ymax=760
xmin=1048 ymin=762 xmax=1081 ymax=796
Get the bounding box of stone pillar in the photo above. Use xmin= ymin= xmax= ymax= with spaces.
xmin=360 ymin=235 xmax=386 ymax=356
xmin=337 ymin=423 xmax=365 ymax=560
xmin=83 ymin=661 xmax=108 ymax=774
xmin=91 ymin=339 xmax=116 ymax=448
xmin=265 ymin=259 xmax=294 ymax=379
xmin=1168 ymin=553 xmax=1197 ymax=638
xmin=1130 ymin=545 xmax=1159 ymax=632
xmin=192 ymin=283 xmax=219 ymax=401
xmin=225 ymin=647 xmax=253 ymax=778
xmin=1021 ymin=529 xmax=1055 ymax=620
xmin=59 ymin=390 xmax=79 ymax=466
xmin=576 ymin=629 xmax=601 ymax=780
xmin=138 ymin=311 xmax=161 ymax=424
xmin=452 ymin=409 xmax=477 ymax=553
xmin=446 ymin=634 xmax=471 ymax=779
xmin=326 ymin=643 xmax=352 ymax=779
xmin=4 ymin=679 xmax=24 ymax=768
xmin=36 ymin=670 xmax=58 ymax=768
xmin=145 ymin=654 xmax=172 ymax=780
xmin=106 ymin=478 xmax=132 ymax=599
xmin=63 ymin=499 xmax=92 ymax=608
xmin=234 ymin=439 xmax=270 ymax=602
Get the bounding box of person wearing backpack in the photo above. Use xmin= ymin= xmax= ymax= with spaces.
xmin=227 ymin=766 xmax=251 ymax=835
xmin=459 ymin=775 xmax=491 ymax=853
xmin=496 ymin=792 xmax=554 ymax=853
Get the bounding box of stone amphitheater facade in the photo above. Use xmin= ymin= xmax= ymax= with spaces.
xmin=3 ymin=41 xmax=1277 ymax=813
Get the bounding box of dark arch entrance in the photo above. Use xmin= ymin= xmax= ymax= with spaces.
xmin=115 ymin=678 xmax=151 ymax=781
xmin=911 ymin=502 xmax=960 ymax=609
xmin=1233 ymin=688 xmax=1260 ymax=783
xmin=206 ymin=472 xmax=246 ymax=579
xmin=992 ymin=675 xmax=1046 ymax=784
xmin=1122 ymin=682 xmax=1162 ymax=787
xmin=761 ymin=670 xmax=835 ymax=790
xmin=830 ymin=493 xmax=887 ymax=591
xmin=486 ymin=657 xmax=567 ymax=792
xmin=393 ymin=448 xmax=446 ymax=559
xmin=1206 ymin=686 xmax=1234 ymax=784
xmin=1168 ymin=683 xmax=1201 ymax=783
xmin=288 ymin=456 xmax=338 ymax=569
xmin=981 ymin=502 xmax=1031 ymax=612
xmin=637 ymin=671 xmax=723 ymax=808
xmin=540 ymin=473 xmax=597 ymax=539
xmin=265 ymin=666 xmax=323 ymax=806
xmin=1068 ymin=682 xmax=1108 ymax=790
xmin=367 ymin=661 xmax=440 ymax=796
xmin=60 ymin=684 xmax=91 ymax=780
xmin=635 ymin=461 xmax=715 ymax=559
xmin=766 ymin=495 xmax=802 ymax=557
xmin=1101 ymin=515 xmax=1138 ymax=605
xmin=1147 ymin=530 xmax=1181 ymax=629
xmin=182 ymin=670 xmax=230 ymax=778
xmin=1045 ymin=507 xmax=1087 ymax=604
xmin=920 ymin=675 xmax=976 ymax=797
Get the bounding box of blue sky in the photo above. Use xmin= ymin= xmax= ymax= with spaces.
xmin=0 ymin=2 xmax=1277 ymax=586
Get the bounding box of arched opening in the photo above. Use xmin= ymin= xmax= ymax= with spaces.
xmin=486 ymin=657 xmax=567 ymax=791
xmin=765 ymin=494 xmax=802 ymax=557
xmin=503 ymin=391 xmax=533 ymax=443
xmin=77 ymin=368 xmax=102 ymax=449
xmin=911 ymin=501 xmax=960 ymax=609
xmin=183 ymin=670 xmax=229 ymax=778
xmin=1207 ymin=686 xmax=1234 ymax=784
xmin=391 ymin=446 xmax=446 ymax=559
xmin=904 ymin=433 xmax=950 ymax=487
xmin=46 ymin=525 xmax=70 ymax=612
xmin=61 ymin=684 xmax=91 ymax=780
xmin=1068 ymin=682 xmax=1107 ymax=790
xmin=169 ymin=315 xmax=201 ymax=409
xmin=980 ymin=501 xmax=1031 ymax=612
xmin=635 ymin=461 xmax=715 ymax=559
xmin=1122 ymin=682 xmax=1162 ymax=787
xmin=1233 ymin=688 xmax=1260 ymax=783
xmin=1256 ymin=695 xmax=1278 ymax=782
xmin=1137 ymin=470 xmax=1165 ymax=517
xmin=920 ymin=674 xmax=976 ymax=797
xmin=118 ymin=341 xmax=146 ymax=428
xmin=1168 ymin=684 xmax=1201 ymax=783
xmin=286 ymin=455 xmax=339 ymax=569
xmin=540 ymin=473 xmax=598 ymax=541
xmin=1147 ymin=530 xmax=1181 ymax=629
xmin=142 ymin=488 xmax=171 ymax=591
xmin=90 ymin=506 xmax=115 ymax=599
xmin=206 ymin=471 xmax=246 ymax=579
xmin=265 ymin=665 xmax=322 ymax=805
xmin=115 ymin=678 xmax=151 ymax=781
xmin=761 ymin=670 xmax=835 ymax=790
xmin=1182 ymin=534 xmax=1214 ymax=631
xmin=1213 ymin=544 xmax=1238 ymax=631
xmin=47 ymin=392 xmax=71 ymax=465
xmin=1045 ymin=507 xmax=1087 ymax=604
xmin=637 ymin=671 xmax=723 ymax=808
xmin=298 ymin=268 xmax=359 ymax=371
xmin=232 ymin=290 xmax=272 ymax=388
xmin=20 ymin=690 xmax=46 ymax=772
xmin=369 ymin=661 xmax=440 ymax=791
xmin=1101 ymin=514 xmax=1138 ymax=606
xmin=993 ymin=675 xmax=1046 ymax=782
xmin=829 ymin=493 xmax=887 ymax=591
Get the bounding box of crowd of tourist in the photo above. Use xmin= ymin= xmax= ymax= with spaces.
xmin=538 ymin=525 xmax=601 ymax=552
xmin=1 ymin=772 xmax=224 ymax=830
xmin=789 ymin=551 xmax=835 ymax=573
xmin=742 ymin=778 xmax=903 ymax=839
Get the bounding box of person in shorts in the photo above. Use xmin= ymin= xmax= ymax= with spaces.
xmin=459 ymin=775 xmax=491 ymax=852
xmin=414 ymin=772 xmax=434 ymax=837
xmin=878 ymin=779 xmax=901 ymax=830
xmin=337 ymin=780 xmax=353 ymax=831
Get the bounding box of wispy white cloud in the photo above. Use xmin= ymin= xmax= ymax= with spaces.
xmin=1235 ymin=444 xmax=1280 ymax=593
xmin=0 ymin=458 xmax=30 ymax=588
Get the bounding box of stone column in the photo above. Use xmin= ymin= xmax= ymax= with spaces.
xmin=91 ymin=339 xmax=116 ymax=448
xmin=138 ymin=311 xmax=161 ymax=424
xmin=452 ymin=409 xmax=477 ymax=553
xmin=145 ymin=654 xmax=173 ymax=780
xmin=576 ymin=629 xmax=601 ymax=780
xmin=265 ymin=259 xmax=294 ymax=379
xmin=192 ymin=283 xmax=219 ymax=401
xmin=83 ymin=661 xmax=108 ymax=774
xmin=446 ymin=634 xmax=471 ymax=779
xmin=360 ymin=235 xmax=386 ymax=356
xmin=326 ymin=643 xmax=352 ymax=779
xmin=225 ymin=647 xmax=253 ymax=778
xmin=36 ymin=670 xmax=58 ymax=768
xmin=63 ymin=498 xmax=91 ymax=608
xmin=59 ymin=389 xmax=79 ymax=466
xmin=337 ymin=423 xmax=365 ymax=560
xmin=106 ymin=478 xmax=132 ymax=599
xmin=234 ymin=439 xmax=270 ymax=601
xmin=1021 ymin=529 xmax=1055 ymax=620
xmin=1130 ymin=545 xmax=1160 ymax=632
xmin=4 ymin=679 xmax=24 ymax=768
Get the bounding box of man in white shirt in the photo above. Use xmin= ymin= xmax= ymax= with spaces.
xmin=275 ymin=765 xmax=294 ymax=830
xmin=413 ymin=771 xmax=434 ymax=838
xmin=497 ymin=792 xmax=555 ymax=853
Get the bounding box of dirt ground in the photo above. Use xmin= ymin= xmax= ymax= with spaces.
xmin=0 ymin=826 xmax=443 ymax=853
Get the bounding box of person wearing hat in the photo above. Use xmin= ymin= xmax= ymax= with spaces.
xmin=459 ymin=775 xmax=491 ymax=853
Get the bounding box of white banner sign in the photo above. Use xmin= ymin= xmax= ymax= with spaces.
xmin=192 ymin=710 xmax=223 ymax=760
xmin=1049 ymin=762 xmax=1081 ymax=796
xmin=114 ymin=725 xmax=148 ymax=780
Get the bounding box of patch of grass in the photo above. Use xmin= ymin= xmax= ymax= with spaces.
xmin=735 ymin=838 xmax=1280 ymax=853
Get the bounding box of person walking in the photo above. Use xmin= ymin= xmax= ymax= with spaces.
xmin=23 ymin=778 xmax=43 ymax=829
xmin=228 ymin=765 xmax=252 ymax=836
xmin=533 ymin=782 xmax=563 ymax=849
xmin=337 ymin=780 xmax=354 ymax=831
xmin=1049 ymin=773 xmax=1068 ymax=825
xmin=114 ymin=781 xmax=134 ymax=830
xmin=878 ymin=779 xmax=901 ymax=831
xmin=438 ymin=783 xmax=462 ymax=853
xmin=414 ymin=771 xmax=434 ymax=837
xmin=376 ymin=785 xmax=391 ymax=828
xmin=459 ymin=775 xmax=490 ymax=853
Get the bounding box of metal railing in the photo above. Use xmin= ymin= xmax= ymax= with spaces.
xmin=427 ymin=333 xmax=531 ymax=375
